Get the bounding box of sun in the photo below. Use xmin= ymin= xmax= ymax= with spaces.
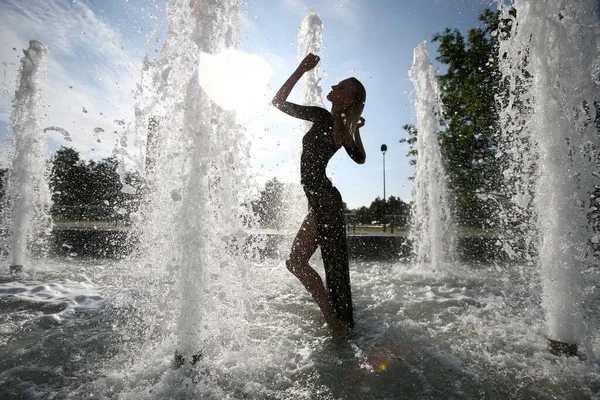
xmin=197 ymin=49 xmax=273 ymax=115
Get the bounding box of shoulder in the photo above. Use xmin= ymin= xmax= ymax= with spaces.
xmin=304 ymin=105 xmax=332 ymax=121
xmin=312 ymin=107 xmax=333 ymax=126
xmin=275 ymin=102 xmax=330 ymax=123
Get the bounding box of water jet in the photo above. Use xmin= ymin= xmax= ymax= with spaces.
xmin=408 ymin=42 xmax=456 ymax=268
xmin=497 ymin=0 xmax=600 ymax=354
xmin=4 ymin=39 xmax=52 ymax=273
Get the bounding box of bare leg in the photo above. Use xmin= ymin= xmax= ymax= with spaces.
xmin=287 ymin=210 xmax=344 ymax=329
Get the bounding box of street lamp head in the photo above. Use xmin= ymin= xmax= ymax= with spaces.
xmin=380 ymin=144 xmax=387 ymax=154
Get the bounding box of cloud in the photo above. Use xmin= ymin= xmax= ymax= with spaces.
xmin=0 ymin=0 xmax=142 ymax=164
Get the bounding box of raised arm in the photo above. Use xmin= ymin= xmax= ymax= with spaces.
xmin=344 ymin=117 xmax=366 ymax=164
xmin=272 ymin=53 xmax=320 ymax=111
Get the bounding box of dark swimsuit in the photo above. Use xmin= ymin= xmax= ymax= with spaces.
xmin=278 ymin=102 xmax=353 ymax=327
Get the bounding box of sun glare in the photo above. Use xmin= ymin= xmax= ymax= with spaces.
xmin=198 ymin=49 xmax=273 ymax=114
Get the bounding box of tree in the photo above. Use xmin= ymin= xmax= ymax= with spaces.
xmin=432 ymin=9 xmax=504 ymax=227
xmin=355 ymin=206 xmax=372 ymax=225
xmin=386 ymin=195 xmax=410 ymax=226
xmin=49 ymin=147 xmax=141 ymax=222
xmin=252 ymin=177 xmax=285 ymax=228
xmin=399 ymin=124 xmax=418 ymax=180
xmin=50 ymin=147 xmax=89 ymax=220
xmin=369 ymin=197 xmax=387 ymax=224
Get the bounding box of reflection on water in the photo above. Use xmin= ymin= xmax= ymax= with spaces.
xmin=0 ymin=257 xmax=598 ymax=399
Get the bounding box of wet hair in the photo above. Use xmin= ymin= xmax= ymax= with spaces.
xmin=345 ymin=77 xmax=366 ymax=140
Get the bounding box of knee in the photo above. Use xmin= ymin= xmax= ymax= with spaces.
xmin=286 ymin=259 xmax=297 ymax=274
xmin=286 ymin=258 xmax=307 ymax=276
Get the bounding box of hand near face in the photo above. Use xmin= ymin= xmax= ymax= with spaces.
xmin=357 ymin=117 xmax=366 ymax=129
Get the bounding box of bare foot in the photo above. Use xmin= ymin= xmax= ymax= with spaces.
xmin=323 ymin=310 xmax=352 ymax=332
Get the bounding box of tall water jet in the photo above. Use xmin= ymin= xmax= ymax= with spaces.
xmin=298 ymin=9 xmax=324 ymax=109
xmin=4 ymin=40 xmax=52 ymax=273
xmin=408 ymin=42 xmax=456 ymax=268
xmin=498 ymin=0 xmax=600 ymax=355
xmin=130 ymin=0 xmax=254 ymax=368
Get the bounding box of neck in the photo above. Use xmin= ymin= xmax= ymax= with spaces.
xmin=330 ymin=104 xmax=347 ymax=116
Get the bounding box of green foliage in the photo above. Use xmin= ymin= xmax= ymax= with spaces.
xmin=432 ymin=9 xmax=503 ymax=227
xmin=399 ymin=124 xmax=418 ymax=175
xmin=49 ymin=147 xmax=141 ymax=222
xmin=354 ymin=206 xmax=372 ymax=224
xmin=352 ymin=196 xmax=410 ymax=226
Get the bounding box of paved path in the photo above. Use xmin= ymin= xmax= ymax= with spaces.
xmin=52 ymin=222 xmax=496 ymax=239
xmin=51 ymin=222 xmax=408 ymax=236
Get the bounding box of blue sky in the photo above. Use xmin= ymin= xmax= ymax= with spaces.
xmin=0 ymin=0 xmax=496 ymax=209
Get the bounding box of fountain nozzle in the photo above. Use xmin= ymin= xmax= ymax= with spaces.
xmin=547 ymin=338 xmax=578 ymax=357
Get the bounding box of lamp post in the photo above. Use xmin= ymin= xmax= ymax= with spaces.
xmin=381 ymin=144 xmax=387 ymax=232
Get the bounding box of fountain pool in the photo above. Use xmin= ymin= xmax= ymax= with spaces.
xmin=0 ymin=256 xmax=598 ymax=399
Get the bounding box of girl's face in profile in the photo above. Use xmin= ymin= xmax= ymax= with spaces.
xmin=327 ymin=79 xmax=357 ymax=110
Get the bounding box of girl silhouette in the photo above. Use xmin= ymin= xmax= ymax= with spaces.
xmin=272 ymin=53 xmax=366 ymax=329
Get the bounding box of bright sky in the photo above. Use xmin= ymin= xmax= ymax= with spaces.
xmin=0 ymin=0 xmax=496 ymax=209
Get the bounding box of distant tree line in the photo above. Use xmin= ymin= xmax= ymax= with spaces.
xmin=352 ymin=196 xmax=410 ymax=226
xmin=252 ymin=177 xmax=411 ymax=228
xmin=1 ymin=147 xmax=141 ymax=223
xmin=1 ymin=147 xmax=142 ymax=223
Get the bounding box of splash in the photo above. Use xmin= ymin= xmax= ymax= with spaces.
xmin=408 ymin=42 xmax=456 ymax=268
xmin=129 ymin=0 xmax=256 ymax=373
